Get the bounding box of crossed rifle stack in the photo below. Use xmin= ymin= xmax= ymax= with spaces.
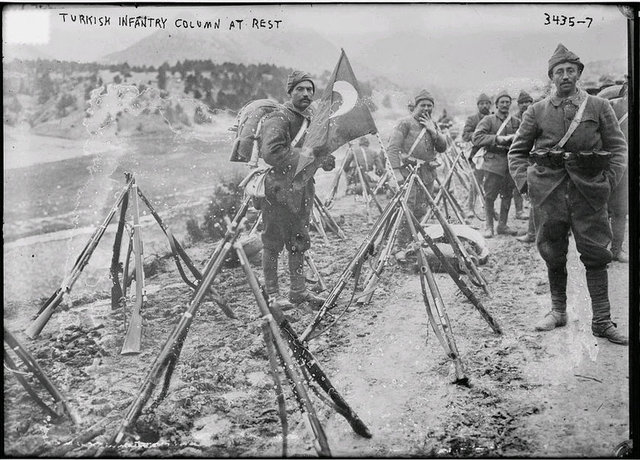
xmin=10 ymin=172 xmax=367 ymax=456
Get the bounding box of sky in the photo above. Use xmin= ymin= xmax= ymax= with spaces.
xmin=3 ymin=3 xmax=629 ymax=90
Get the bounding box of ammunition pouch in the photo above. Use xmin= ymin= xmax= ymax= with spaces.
xmin=531 ymin=149 xmax=566 ymax=169
xmin=531 ymin=149 xmax=611 ymax=172
xmin=567 ymin=151 xmax=612 ymax=173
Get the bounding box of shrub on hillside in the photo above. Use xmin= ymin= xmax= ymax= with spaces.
xmin=201 ymin=173 xmax=246 ymax=240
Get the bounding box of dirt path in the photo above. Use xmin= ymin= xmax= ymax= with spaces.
xmin=263 ymin=200 xmax=630 ymax=457
xmin=3 ymin=177 xmax=629 ymax=457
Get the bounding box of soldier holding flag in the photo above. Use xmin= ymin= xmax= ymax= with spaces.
xmin=259 ymin=71 xmax=336 ymax=309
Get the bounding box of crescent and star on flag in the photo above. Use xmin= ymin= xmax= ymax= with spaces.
xmin=329 ymin=80 xmax=358 ymax=119
xmin=294 ymin=50 xmax=378 ymax=178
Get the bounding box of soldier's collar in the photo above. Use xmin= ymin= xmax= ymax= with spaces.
xmin=550 ymin=88 xmax=587 ymax=107
xmin=284 ymin=101 xmax=312 ymax=120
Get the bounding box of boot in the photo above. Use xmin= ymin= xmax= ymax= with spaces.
xmin=587 ymin=268 xmax=628 ymax=345
xmin=483 ymin=199 xmax=495 ymax=238
xmin=262 ymin=247 xmax=280 ymax=297
xmin=517 ymin=211 xmax=536 ymax=243
xmin=288 ymin=251 xmax=327 ymax=310
xmin=514 ymin=192 xmax=526 ymax=219
xmin=516 ymin=233 xmax=535 ymax=243
xmin=465 ymin=186 xmax=477 ymax=219
xmin=610 ymin=214 xmax=628 ymax=263
xmin=535 ymin=266 xmax=568 ymax=331
xmin=496 ymin=199 xmax=518 ymax=235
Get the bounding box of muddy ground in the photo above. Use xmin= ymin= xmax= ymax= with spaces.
xmin=4 ymin=171 xmax=630 ymax=457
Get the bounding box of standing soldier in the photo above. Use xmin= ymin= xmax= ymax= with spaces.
xmin=598 ymin=82 xmax=629 ymax=263
xmin=472 ymin=90 xmax=521 ymax=238
xmin=515 ymin=90 xmax=537 ymax=243
xmin=508 ymin=44 xmax=628 ymax=345
xmin=343 ymin=136 xmax=384 ymax=195
xmin=387 ymin=90 xmax=447 ymax=258
xmin=462 ymin=93 xmax=492 ymax=218
xmin=259 ymin=71 xmax=336 ymax=309
xmin=512 ymin=90 xmax=534 ymax=221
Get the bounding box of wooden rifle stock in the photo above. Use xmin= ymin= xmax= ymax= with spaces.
xmin=24 ymin=289 xmax=64 ymax=339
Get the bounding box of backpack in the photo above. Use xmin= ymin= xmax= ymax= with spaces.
xmin=229 ymin=99 xmax=283 ymax=164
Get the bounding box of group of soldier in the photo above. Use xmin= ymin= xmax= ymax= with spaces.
xmin=253 ymin=43 xmax=629 ymax=347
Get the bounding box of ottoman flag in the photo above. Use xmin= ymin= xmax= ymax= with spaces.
xmin=295 ymin=49 xmax=378 ymax=178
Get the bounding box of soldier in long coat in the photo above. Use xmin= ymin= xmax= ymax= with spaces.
xmin=512 ymin=90 xmax=534 ymax=221
xmin=508 ymin=44 xmax=628 ymax=345
xmin=462 ymin=93 xmax=492 ymax=217
xmin=259 ymin=71 xmax=336 ymax=309
xmin=387 ymin=90 xmax=447 ymax=254
xmin=598 ymin=82 xmax=629 ymax=263
xmin=472 ymin=90 xmax=521 ymax=238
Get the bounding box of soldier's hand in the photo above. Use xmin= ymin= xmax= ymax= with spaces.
xmin=419 ymin=115 xmax=437 ymax=133
xmin=321 ymin=154 xmax=336 ymax=171
xmin=403 ymin=156 xmax=418 ymax=167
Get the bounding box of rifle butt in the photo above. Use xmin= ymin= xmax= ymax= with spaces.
xmin=357 ymin=275 xmax=378 ymax=305
xmin=25 ymin=292 xmax=64 ymax=339
xmin=120 ymin=312 xmax=142 ymax=355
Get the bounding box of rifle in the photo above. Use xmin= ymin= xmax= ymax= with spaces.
xmin=313 ymin=194 xmax=347 ymax=240
xmin=357 ymin=207 xmax=405 ymax=305
xmin=110 ymin=183 xmax=130 ymax=310
xmin=109 ymin=196 xmax=252 ymax=446
xmin=121 ymin=180 xmax=145 ymax=355
xmin=351 ymin=145 xmax=383 ymax=222
xmin=304 ymin=252 xmax=328 ymax=292
xmin=403 ymin=210 xmax=502 ymax=334
xmin=413 ymin=172 xmax=490 ymax=294
xmin=398 ymin=178 xmax=467 ymax=383
xmin=269 ymin=302 xmax=371 ymax=438
xmin=136 ymin=188 xmax=233 ymax=318
xmin=4 ymin=328 xmax=80 ymax=424
xmin=300 ymin=180 xmax=411 ymax=342
xmin=375 ymin=132 xmax=400 ymax=192
xmin=324 ymin=149 xmax=353 ymax=208
xmin=235 ymin=244 xmax=331 ymax=456
xmin=25 ymin=179 xmax=133 ymax=339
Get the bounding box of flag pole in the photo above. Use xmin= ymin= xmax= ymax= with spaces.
xmin=374 ymin=132 xmax=400 ymax=192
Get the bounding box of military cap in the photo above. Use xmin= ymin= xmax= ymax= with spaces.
xmin=548 ymin=43 xmax=584 ymax=78
xmin=517 ymin=90 xmax=533 ymax=104
xmin=477 ymin=93 xmax=492 ymax=104
xmin=286 ymin=70 xmax=315 ymax=94
xmin=494 ymin=90 xmax=512 ymax=104
xmin=414 ymin=90 xmax=435 ymax=106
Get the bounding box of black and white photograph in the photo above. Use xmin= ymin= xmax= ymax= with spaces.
xmin=3 ymin=3 xmax=635 ymax=457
